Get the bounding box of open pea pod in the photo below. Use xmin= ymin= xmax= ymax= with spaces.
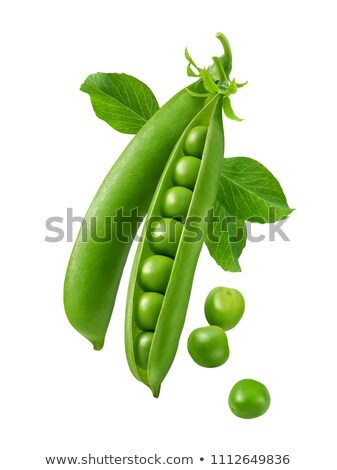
xmin=125 ymin=96 xmax=224 ymax=397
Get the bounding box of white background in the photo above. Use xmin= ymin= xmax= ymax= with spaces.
xmin=1 ymin=1 xmax=336 ymax=468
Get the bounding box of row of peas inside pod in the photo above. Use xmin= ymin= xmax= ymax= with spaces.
xmin=134 ymin=126 xmax=208 ymax=370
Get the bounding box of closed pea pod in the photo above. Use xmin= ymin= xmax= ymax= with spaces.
xmin=63 ymin=83 xmax=207 ymax=350
xmin=125 ymin=96 xmax=224 ymax=396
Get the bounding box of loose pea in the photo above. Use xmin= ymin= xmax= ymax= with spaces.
xmin=228 ymin=379 xmax=271 ymax=419
xmin=134 ymin=332 xmax=154 ymax=369
xmin=161 ymin=186 xmax=193 ymax=220
xmin=205 ymin=287 xmax=245 ymax=330
xmin=183 ymin=126 xmax=208 ymax=157
xmin=138 ymin=255 xmax=173 ymax=294
xmin=135 ymin=292 xmax=164 ymax=331
xmin=172 ymin=156 xmax=201 ymax=190
xmin=187 ymin=326 xmax=230 ymax=368
xmin=147 ymin=218 xmax=184 ymax=258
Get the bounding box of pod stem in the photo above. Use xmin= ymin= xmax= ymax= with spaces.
xmin=216 ymin=32 xmax=232 ymax=77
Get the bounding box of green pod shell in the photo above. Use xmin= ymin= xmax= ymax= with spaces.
xmin=64 ymin=83 xmax=206 ymax=351
xmin=125 ymin=96 xmax=224 ymax=396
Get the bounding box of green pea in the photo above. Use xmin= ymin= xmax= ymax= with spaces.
xmin=134 ymin=332 xmax=154 ymax=369
xmin=184 ymin=126 xmax=208 ymax=157
xmin=161 ymin=186 xmax=193 ymax=220
xmin=228 ymin=379 xmax=271 ymax=419
xmin=147 ymin=218 xmax=184 ymax=258
xmin=205 ymin=287 xmax=245 ymax=331
xmin=135 ymin=292 xmax=164 ymax=331
xmin=187 ymin=326 xmax=229 ymax=368
xmin=138 ymin=255 xmax=173 ymax=294
xmin=172 ymin=156 xmax=201 ymax=190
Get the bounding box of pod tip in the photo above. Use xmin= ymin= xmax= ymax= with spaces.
xmin=92 ymin=340 xmax=104 ymax=351
xmin=151 ymin=386 xmax=161 ymax=398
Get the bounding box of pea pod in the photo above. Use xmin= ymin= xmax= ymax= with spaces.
xmin=125 ymin=96 xmax=224 ymax=397
xmin=64 ymin=83 xmax=207 ymax=350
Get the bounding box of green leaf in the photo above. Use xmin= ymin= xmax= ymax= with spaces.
xmin=223 ymin=97 xmax=243 ymax=121
xmin=227 ymin=79 xmax=238 ymax=94
xmin=206 ymin=156 xmax=294 ymax=272
xmin=203 ymin=68 xmax=220 ymax=93
xmin=218 ymin=157 xmax=294 ymax=223
xmin=204 ymin=201 xmax=246 ymax=272
xmin=80 ymin=72 xmax=159 ymax=134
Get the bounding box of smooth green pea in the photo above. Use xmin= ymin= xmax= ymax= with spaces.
xmin=138 ymin=255 xmax=173 ymax=294
xmin=135 ymin=292 xmax=164 ymax=331
xmin=172 ymin=156 xmax=201 ymax=190
xmin=187 ymin=326 xmax=229 ymax=368
xmin=228 ymin=379 xmax=271 ymax=419
xmin=161 ymin=186 xmax=193 ymax=220
xmin=183 ymin=126 xmax=208 ymax=157
xmin=205 ymin=287 xmax=245 ymax=331
xmin=134 ymin=332 xmax=154 ymax=369
xmin=147 ymin=218 xmax=184 ymax=258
